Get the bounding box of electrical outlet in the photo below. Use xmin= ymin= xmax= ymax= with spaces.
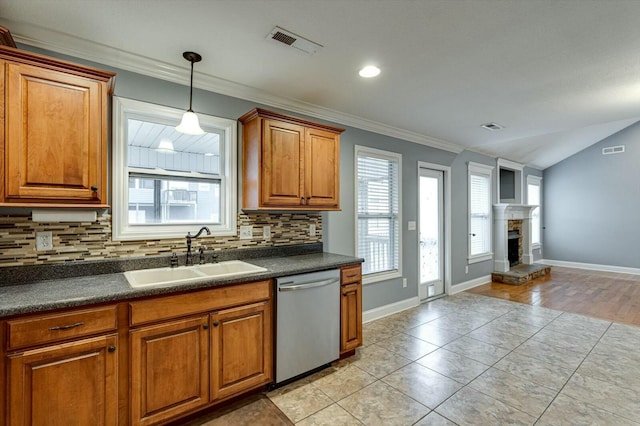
xmin=402 ymin=278 xmax=407 ymax=288
xmin=407 ymin=221 xmax=416 ymax=231
xmin=309 ymin=223 xmax=316 ymax=237
xmin=36 ymin=231 xmax=53 ymax=251
xmin=239 ymin=225 xmax=253 ymax=240
xmin=263 ymin=225 xmax=271 ymax=239
xmin=465 ymin=265 xmax=469 ymax=274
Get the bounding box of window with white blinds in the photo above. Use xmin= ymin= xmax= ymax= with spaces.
xmin=355 ymin=146 xmax=402 ymax=280
xmin=468 ymin=162 xmax=494 ymax=263
xmin=527 ymin=176 xmax=542 ymax=247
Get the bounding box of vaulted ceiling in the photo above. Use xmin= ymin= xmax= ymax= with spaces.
xmin=3 ymin=0 xmax=640 ymax=169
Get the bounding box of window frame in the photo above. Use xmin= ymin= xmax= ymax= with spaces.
xmin=468 ymin=161 xmax=494 ymax=264
xmin=354 ymin=145 xmax=403 ymax=284
xmin=527 ymin=175 xmax=543 ymax=249
xmin=112 ymin=97 xmax=237 ymax=241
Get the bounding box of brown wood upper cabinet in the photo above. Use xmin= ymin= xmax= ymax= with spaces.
xmin=0 ymin=46 xmax=115 ymax=207
xmin=239 ymin=108 xmax=344 ymax=211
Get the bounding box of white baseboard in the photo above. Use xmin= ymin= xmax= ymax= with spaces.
xmin=449 ymin=275 xmax=492 ymax=294
xmin=540 ymin=259 xmax=640 ymax=275
xmin=363 ymin=297 xmax=420 ymax=324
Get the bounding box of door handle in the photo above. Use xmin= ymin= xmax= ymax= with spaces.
xmin=279 ymin=278 xmax=339 ymax=291
xmin=48 ymin=322 xmax=85 ymax=331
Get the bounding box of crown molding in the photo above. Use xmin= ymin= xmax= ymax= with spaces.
xmin=5 ymin=19 xmax=463 ymax=154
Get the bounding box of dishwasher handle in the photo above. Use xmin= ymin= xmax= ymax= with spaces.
xmin=278 ymin=278 xmax=339 ymax=292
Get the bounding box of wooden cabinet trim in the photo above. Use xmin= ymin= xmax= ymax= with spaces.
xmin=129 ymin=280 xmax=271 ymax=326
xmin=239 ymin=108 xmax=345 ymax=134
xmin=6 ymin=305 xmax=117 ymax=351
xmin=0 ymin=46 xmax=115 ymax=90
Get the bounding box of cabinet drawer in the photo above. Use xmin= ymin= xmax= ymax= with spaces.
xmin=6 ymin=305 xmax=117 ymax=351
xmin=341 ymin=265 xmax=362 ymax=284
xmin=129 ymin=280 xmax=272 ymax=326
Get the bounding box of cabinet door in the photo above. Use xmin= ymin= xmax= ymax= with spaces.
xmin=211 ymin=301 xmax=272 ymax=401
xmin=130 ymin=316 xmax=209 ymax=426
xmin=5 ymin=62 xmax=106 ymax=203
xmin=7 ymin=334 xmax=118 ymax=426
xmin=341 ymin=283 xmax=362 ymax=353
xmin=261 ymin=119 xmax=305 ymax=207
xmin=305 ymin=128 xmax=340 ymax=209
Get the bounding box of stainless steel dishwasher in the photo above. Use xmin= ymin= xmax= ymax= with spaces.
xmin=275 ymin=269 xmax=340 ymax=384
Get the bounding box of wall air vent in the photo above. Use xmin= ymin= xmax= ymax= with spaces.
xmin=481 ymin=122 xmax=505 ymax=131
xmin=602 ymin=145 xmax=625 ymax=155
xmin=267 ymin=26 xmax=323 ymax=55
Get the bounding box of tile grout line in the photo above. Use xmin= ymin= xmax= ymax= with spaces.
xmin=530 ymin=320 xmax=614 ymax=425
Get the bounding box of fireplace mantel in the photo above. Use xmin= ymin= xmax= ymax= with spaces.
xmin=493 ymin=203 xmax=537 ymax=220
xmin=493 ymin=204 xmax=537 ymax=272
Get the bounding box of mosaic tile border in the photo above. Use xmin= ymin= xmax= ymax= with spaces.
xmin=0 ymin=211 xmax=322 ymax=269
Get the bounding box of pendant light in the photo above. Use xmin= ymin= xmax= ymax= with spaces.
xmin=176 ymin=51 xmax=205 ymax=135
xmin=156 ymin=138 xmax=175 ymax=154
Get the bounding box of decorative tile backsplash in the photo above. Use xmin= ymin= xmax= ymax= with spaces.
xmin=0 ymin=212 xmax=322 ymax=268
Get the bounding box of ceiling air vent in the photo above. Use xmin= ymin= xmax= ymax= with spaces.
xmin=481 ymin=122 xmax=505 ymax=131
xmin=602 ymin=145 xmax=625 ymax=155
xmin=267 ymin=26 xmax=323 ymax=55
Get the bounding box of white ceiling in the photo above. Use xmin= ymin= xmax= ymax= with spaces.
xmin=3 ymin=0 xmax=640 ymax=169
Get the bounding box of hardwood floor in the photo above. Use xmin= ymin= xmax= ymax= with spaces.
xmin=467 ymin=266 xmax=640 ymax=327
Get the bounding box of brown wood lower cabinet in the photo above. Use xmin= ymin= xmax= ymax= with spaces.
xmin=130 ymin=316 xmax=209 ymax=426
xmin=340 ymin=265 xmax=363 ymax=355
xmin=7 ymin=334 xmax=118 ymax=426
xmin=211 ymin=301 xmax=272 ymax=400
xmin=1 ymin=270 xmax=362 ymax=425
xmin=340 ymin=282 xmax=362 ymax=353
xmin=129 ymin=302 xmax=273 ymax=425
xmin=128 ymin=280 xmax=273 ymax=425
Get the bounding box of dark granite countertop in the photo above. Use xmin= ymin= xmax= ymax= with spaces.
xmin=0 ymin=250 xmax=363 ymax=318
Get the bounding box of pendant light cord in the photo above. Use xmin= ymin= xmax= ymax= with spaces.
xmin=188 ymin=59 xmax=194 ymax=112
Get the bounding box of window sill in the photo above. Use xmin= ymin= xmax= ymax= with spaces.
xmin=532 ymin=243 xmax=541 ymax=250
xmin=468 ymin=252 xmax=493 ymax=264
xmin=363 ymin=270 xmax=402 ymax=285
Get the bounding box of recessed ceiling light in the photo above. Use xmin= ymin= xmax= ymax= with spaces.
xmin=204 ymin=152 xmax=215 ymax=157
xmin=359 ymin=65 xmax=380 ymax=78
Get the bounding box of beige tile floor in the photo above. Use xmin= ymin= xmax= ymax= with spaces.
xmin=190 ymin=292 xmax=640 ymax=425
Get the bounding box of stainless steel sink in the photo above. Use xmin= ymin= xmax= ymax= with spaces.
xmin=124 ymin=261 xmax=268 ymax=288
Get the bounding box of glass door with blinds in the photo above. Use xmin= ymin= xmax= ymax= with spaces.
xmin=419 ymin=167 xmax=444 ymax=300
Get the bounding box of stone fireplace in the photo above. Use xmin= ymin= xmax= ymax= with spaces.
xmin=493 ymin=204 xmax=536 ymax=273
